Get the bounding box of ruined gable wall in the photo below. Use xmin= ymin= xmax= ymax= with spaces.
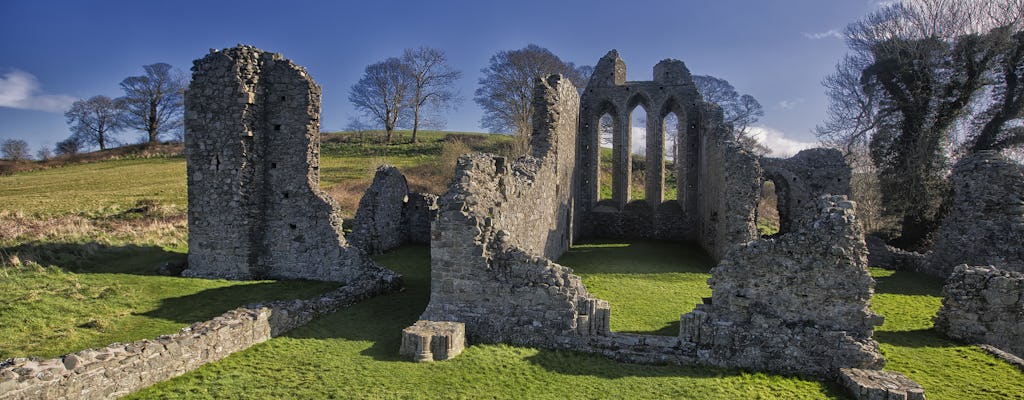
xmin=680 ymin=195 xmax=885 ymax=376
xmin=922 ymin=151 xmax=1024 ymax=277
xmin=185 ymin=45 xmax=386 ymax=283
xmin=934 ymin=265 xmax=1024 ymax=357
xmin=421 ymin=75 xmax=610 ymax=344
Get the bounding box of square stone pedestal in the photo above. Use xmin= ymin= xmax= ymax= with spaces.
xmin=839 ymin=368 xmax=925 ymax=400
xmin=400 ymin=320 xmax=465 ymax=362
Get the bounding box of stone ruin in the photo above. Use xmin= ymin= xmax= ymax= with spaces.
xmin=935 ymin=265 xmax=1024 ymax=358
xmin=184 ymin=45 xmax=397 ymax=285
xmin=921 ymin=150 xmax=1024 ymax=277
xmin=412 ymin=50 xmax=892 ymax=380
xmin=347 ymin=164 xmax=437 ymax=255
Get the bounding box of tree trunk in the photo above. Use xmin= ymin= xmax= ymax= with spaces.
xmin=149 ymin=100 xmax=159 ymax=144
xmin=412 ymin=107 xmax=420 ymax=144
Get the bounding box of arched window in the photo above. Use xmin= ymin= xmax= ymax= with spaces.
xmin=630 ymin=104 xmax=648 ymax=201
xmin=598 ymin=113 xmax=615 ymax=201
xmin=662 ymin=112 xmax=680 ymax=201
xmin=757 ymin=179 xmax=781 ymax=237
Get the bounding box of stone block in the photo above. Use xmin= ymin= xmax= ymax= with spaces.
xmin=838 ymin=368 xmax=925 ymax=400
xmin=400 ymin=320 xmax=466 ymax=362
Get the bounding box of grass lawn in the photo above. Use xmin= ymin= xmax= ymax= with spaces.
xmin=129 ymin=245 xmax=844 ymax=400
xmin=0 ymin=244 xmax=338 ymax=359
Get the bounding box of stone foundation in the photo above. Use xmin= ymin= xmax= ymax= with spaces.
xmin=934 ymin=264 xmax=1024 ymax=357
xmin=399 ymin=321 xmax=466 ymax=362
xmin=839 ymin=368 xmax=925 ymax=400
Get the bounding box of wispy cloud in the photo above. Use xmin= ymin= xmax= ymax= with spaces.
xmin=802 ymin=29 xmax=843 ymax=40
xmin=748 ymin=126 xmax=817 ymax=157
xmin=0 ymin=69 xmax=76 ymax=113
xmin=777 ymin=98 xmax=806 ymax=110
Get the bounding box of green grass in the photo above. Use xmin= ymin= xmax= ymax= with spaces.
xmin=869 ymin=268 xmax=1024 ymax=399
xmin=559 ymin=240 xmax=713 ymax=335
xmin=129 ymin=245 xmax=844 ymax=400
xmin=0 ymin=245 xmax=338 ymax=359
xmin=0 ymin=158 xmax=187 ymax=216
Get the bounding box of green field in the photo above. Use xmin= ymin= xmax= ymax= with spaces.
xmin=1 ymin=132 xmax=1022 ymax=399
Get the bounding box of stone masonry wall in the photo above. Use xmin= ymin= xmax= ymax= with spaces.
xmin=0 ymin=273 xmax=401 ymax=400
xmin=760 ymin=148 xmax=851 ymax=234
xmin=921 ymin=151 xmax=1024 ymax=277
xmin=697 ymin=103 xmax=760 ymax=260
xmin=348 ymin=165 xmax=439 ymax=255
xmin=420 ymin=75 xmax=611 ymax=345
xmin=934 ymin=265 xmax=1024 ymax=357
xmin=679 ymin=195 xmax=885 ymax=376
xmin=185 ymin=45 xmax=384 ymax=283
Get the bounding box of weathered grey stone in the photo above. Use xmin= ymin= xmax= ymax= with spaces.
xmin=349 ymin=164 xmax=409 ymax=255
xmin=922 ymin=151 xmax=1024 ymax=277
xmin=399 ymin=320 xmax=465 ymax=362
xmin=865 ymin=234 xmax=925 ymax=270
xmin=839 ymin=368 xmax=925 ymax=400
xmin=759 ymin=148 xmax=851 ymax=234
xmin=184 ymin=45 xmax=389 ymax=284
xmin=934 ymin=264 xmax=1024 ymax=357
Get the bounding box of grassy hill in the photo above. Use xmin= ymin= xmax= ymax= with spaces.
xmin=1 ymin=130 xmax=1022 ymax=399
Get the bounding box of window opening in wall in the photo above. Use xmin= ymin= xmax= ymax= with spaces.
xmin=663 ymin=112 xmax=680 ymax=201
xmin=757 ymin=179 xmax=781 ymax=236
xmin=630 ymin=105 xmax=648 ymax=201
xmin=598 ymin=113 xmax=615 ymax=201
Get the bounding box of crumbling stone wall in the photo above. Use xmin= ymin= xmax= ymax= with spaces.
xmin=185 ymin=45 xmax=385 ymax=283
xmin=420 ymin=75 xmax=611 ymax=345
xmin=0 ymin=273 xmax=400 ymax=400
xmin=678 ymin=195 xmax=884 ymax=376
xmin=576 ymin=50 xmax=758 ymax=259
xmin=934 ymin=265 xmax=1024 ymax=357
xmin=760 ymin=148 xmax=851 ymax=234
xmin=922 ymin=151 xmax=1024 ymax=277
xmin=347 ymin=165 xmax=436 ymax=254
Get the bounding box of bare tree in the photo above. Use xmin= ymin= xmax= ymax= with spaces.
xmin=692 ymin=75 xmax=768 ymax=155
xmin=36 ymin=145 xmax=52 ymax=161
xmin=1 ymin=139 xmax=30 ymax=161
xmin=349 ymin=58 xmax=412 ymax=144
xmin=475 ymin=44 xmax=589 ymax=148
xmin=65 ymin=95 xmax=124 ymax=150
xmin=401 ymin=47 xmax=462 ymax=143
xmin=118 ymin=63 xmax=186 ymax=144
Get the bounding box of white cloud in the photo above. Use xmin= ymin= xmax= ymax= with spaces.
xmin=0 ymin=69 xmax=76 ymax=113
xmin=748 ymin=126 xmax=817 ymax=157
xmin=802 ymin=29 xmax=843 ymax=40
xmin=777 ymin=98 xmax=805 ymax=110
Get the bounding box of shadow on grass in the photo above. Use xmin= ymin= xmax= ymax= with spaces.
xmin=282 ymin=245 xmax=432 ymax=362
xmin=872 ymin=269 xmax=945 ymax=297
xmin=561 ymin=239 xmax=714 ymax=274
xmin=875 ymin=328 xmax=958 ymax=349
xmin=618 ymin=321 xmax=680 ymax=336
xmin=2 ymin=241 xmax=184 ymax=275
xmin=140 ymin=279 xmax=341 ymax=324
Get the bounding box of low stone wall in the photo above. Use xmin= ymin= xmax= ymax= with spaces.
xmin=934 ymin=264 xmax=1024 ymax=357
xmin=865 ymin=235 xmax=924 ymax=270
xmin=0 ymin=272 xmax=401 ymax=400
xmin=580 ymin=201 xmax=696 ymax=241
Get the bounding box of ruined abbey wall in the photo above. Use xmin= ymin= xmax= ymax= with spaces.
xmin=420 ymin=75 xmax=611 ymax=344
xmin=934 ymin=265 xmax=1024 ymax=357
xmin=575 ymin=51 xmax=759 ymax=259
xmin=185 ymin=45 xmax=386 ymax=283
xmin=922 ymin=151 xmax=1024 ymax=277
xmin=760 ymin=148 xmax=851 ymax=234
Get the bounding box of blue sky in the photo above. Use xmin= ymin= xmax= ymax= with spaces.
xmin=0 ymin=0 xmax=882 ymax=156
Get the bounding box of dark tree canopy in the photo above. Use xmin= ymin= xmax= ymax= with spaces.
xmin=65 ymin=95 xmax=124 ymax=150
xmin=118 ymin=63 xmax=186 ymax=144
xmin=692 ymin=75 xmax=768 ymax=154
xmin=474 ymin=44 xmax=589 ymax=140
xmin=55 ymin=137 xmax=83 ymax=156
xmin=349 ymin=57 xmax=413 ymax=143
xmin=816 ymin=0 xmax=1024 ymax=249
xmin=402 ymin=47 xmax=462 ymax=143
